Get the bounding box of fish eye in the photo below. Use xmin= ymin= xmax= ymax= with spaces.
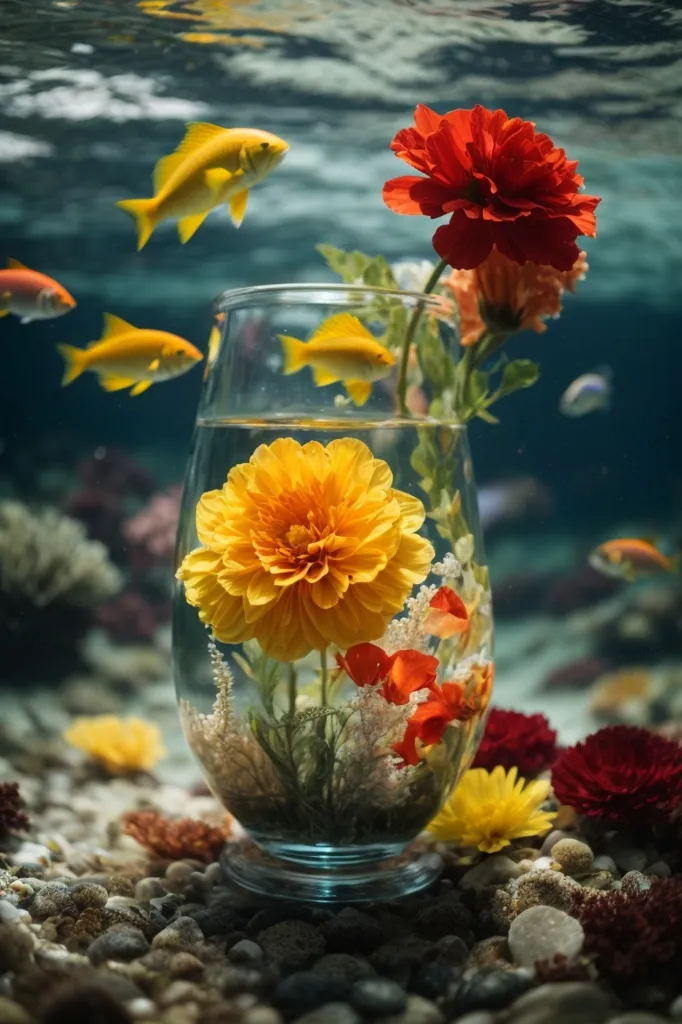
xmin=260 ymin=142 xmax=269 ymax=150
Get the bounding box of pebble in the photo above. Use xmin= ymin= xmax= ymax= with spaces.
xmin=258 ymin=920 xmax=326 ymax=972
xmin=87 ymin=925 xmax=151 ymax=964
xmin=399 ymin=994 xmax=445 ymax=1024
xmin=135 ymin=877 xmax=167 ymax=901
xmin=0 ymin=901 xmax=29 ymax=923
xmin=272 ymin=971 xmax=349 ymax=1018
xmin=151 ymin=916 xmax=205 ymax=953
xmin=413 ymin=898 xmax=473 ymax=941
xmin=646 ymin=861 xmax=671 ymax=878
xmin=592 ymin=855 xmax=618 ymax=875
xmin=370 ymin=935 xmax=438 ymax=981
xmin=70 ymin=881 xmax=110 ymax=910
xmin=30 ymin=881 xmax=78 ymax=919
xmin=411 ymin=962 xmax=459 ymax=1000
xmin=449 ymin=969 xmax=531 ymax=1016
xmin=244 ymin=1009 xmax=284 ymax=1024
xmin=607 ymin=1016 xmax=672 ymax=1023
xmin=551 ymin=839 xmax=594 ymax=876
xmin=453 ymin=1015 xmax=497 ymax=1024
xmin=671 ymin=995 xmax=682 ymax=1021
xmin=293 ymin=1004 xmax=361 ymax=1024
xmin=311 ymin=953 xmax=375 ymax=983
xmin=605 ymin=837 xmax=648 ymax=873
xmin=459 ymin=855 xmax=522 ymax=891
xmin=349 ymin=977 xmax=407 ymax=1016
xmin=511 ymin=871 xmax=577 ymax=915
xmin=436 ymin=934 xmax=468 ymax=966
xmin=127 ymin=997 xmax=158 ymax=1020
xmin=228 ymin=938 xmax=265 ymax=965
xmin=505 ymin=981 xmax=613 ymax=1023
xmin=508 ymin=906 xmax=584 ymax=968
xmin=318 ymin=907 xmax=385 ymax=954
xmin=467 ymin=936 xmax=510 ymax=968
xmin=621 ymin=871 xmax=652 ymax=894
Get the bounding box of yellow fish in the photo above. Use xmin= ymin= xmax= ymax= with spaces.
xmin=57 ymin=313 xmax=203 ymax=396
xmin=116 ymin=122 xmax=289 ymax=249
xmin=204 ymin=311 xmax=225 ymax=381
xmin=278 ymin=312 xmax=396 ymax=407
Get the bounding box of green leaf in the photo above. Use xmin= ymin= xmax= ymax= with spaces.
xmin=316 ymin=244 xmax=399 ymax=291
xmin=417 ymin=319 xmax=454 ymax=395
xmin=499 ymin=359 xmax=540 ymax=395
xmin=476 ymin=408 xmax=500 ymax=424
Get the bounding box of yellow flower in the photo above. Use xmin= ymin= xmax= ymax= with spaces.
xmin=64 ymin=715 xmax=166 ymax=773
xmin=177 ymin=437 xmax=434 ymax=662
xmin=427 ymin=765 xmax=556 ymax=854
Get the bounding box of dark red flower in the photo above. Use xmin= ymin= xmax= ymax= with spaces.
xmin=473 ymin=707 xmax=558 ymax=777
xmin=0 ymin=781 xmax=29 ymax=837
xmin=551 ymin=724 xmax=682 ymax=825
xmin=382 ymin=103 xmax=600 ymax=271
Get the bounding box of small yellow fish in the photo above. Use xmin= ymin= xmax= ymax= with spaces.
xmin=204 ymin=312 xmax=225 ymax=381
xmin=278 ymin=312 xmax=396 ymax=407
xmin=589 ymin=537 xmax=679 ymax=582
xmin=116 ymin=122 xmax=289 ymax=249
xmin=57 ymin=313 xmax=203 ymax=396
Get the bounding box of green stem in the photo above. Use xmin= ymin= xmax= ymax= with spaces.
xmin=320 ymin=648 xmax=329 ymax=706
xmin=397 ymin=256 xmax=449 ymax=416
xmin=287 ymin=663 xmax=297 ymax=718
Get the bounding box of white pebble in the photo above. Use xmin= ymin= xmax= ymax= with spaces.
xmin=127 ymin=997 xmax=157 ymax=1019
xmin=508 ymin=905 xmax=584 ymax=968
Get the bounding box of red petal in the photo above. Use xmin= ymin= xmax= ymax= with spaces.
xmin=383 ymin=649 xmax=439 ymax=704
xmin=430 ymin=585 xmax=468 ymax=618
xmin=382 ymin=175 xmax=432 ymax=215
xmin=336 ymin=642 xmax=391 ymax=688
xmin=433 ymin=212 xmax=494 ymax=270
xmin=492 ymin=215 xmax=582 ymax=270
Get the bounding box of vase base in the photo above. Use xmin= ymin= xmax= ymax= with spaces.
xmin=220 ymin=837 xmax=442 ymax=904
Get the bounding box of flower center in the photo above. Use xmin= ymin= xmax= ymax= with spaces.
xmin=284 ymin=523 xmax=313 ymax=556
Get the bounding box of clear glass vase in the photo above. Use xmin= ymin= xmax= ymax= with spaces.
xmin=172 ymin=283 xmax=494 ymax=902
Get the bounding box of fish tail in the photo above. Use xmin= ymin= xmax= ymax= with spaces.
xmin=278 ymin=334 xmax=307 ymax=375
xmin=115 ymin=197 xmax=158 ymax=251
xmin=56 ymin=344 xmax=87 ymax=386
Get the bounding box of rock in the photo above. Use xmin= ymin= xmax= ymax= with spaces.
xmin=511 ymin=871 xmax=577 ymax=915
xmin=151 ymin=915 xmax=205 ymax=952
xmin=135 ymin=877 xmax=167 ymax=901
xmin=227 ymin=938 xmax=265 ymax=965
xmin=186 ymin=893 xmax=241 ymax=936
xmin=30 ymin=881 xmax=78 ymax=920
xmin=272 ymin=971 xmax=349 ymax=1019
xmin=87 ymin=925 xmax=151 ymax=964
xmin=505 ymin=981 xmax=613 ymax=1023
xmin=459 ymin=855 xmax=522 ymax=891
xmin=249 ymin=903 xmax=317 ymax=935
xmin=127 ymin=998 xmax=157 ymax=1020
xmin=621 ymin=871 xmax=652 ymax=894
xmin=410 ymin=962 xmax=459 ymax=1000
xmin=157 ymin=979 xmax=201 ymax=1008
xmin=453 ymin=1016 xmax=497 ymax=1024
xmin=646 ymin=861 xmax=671 ymax=878
xmin=258 ymin=920 xmax=325 ymax=972
xmin=413 ymin=898 xmax=473 ymax=940
xmin=579 ymin=871 xmax=615 ymax=891
xmin=467 ymin=936 xmax=511 ymax=969
xmin=168 ymin=951 xmax=205 ymax=977
xmin=0 ymin=901 xmax=29 ymax=923
xmin=0 ymin=998 xmax=32 ymax=1024
xmin=607 ymin=1016 xmax=672 ymax=1023
xmin=318 ymin=907 xmax=385 ymax=954
xmin=70 ymin=882 xmax=110 ymax=910
xmin=508 ymin=907 xmax=584 ymax=968
xmin=41 ymin=985 xmax=134 ymax=1024
xmin=399 ymin=994 xmax=445 ymax=1024
xmin=670 ymin=995 xmax=682 ymax=1021
xmin=436 ymin=934 xmax=469 ymax=967
xmin=592 ymin=856 xmax=618 ymax=875
xmin=449 ymin=969 xmax=531 ymax=1015
xmin=370 ymin=935 xmax=438 ymax=982
xmin=0 ymin=922 xmax=34 ymax=971
xmin=349 ymin=977 xmax=407 ymax=1016
xmin=311 ymin=953 xmax=375 ymax=983
xmin=293 ymin=1004 xmax=361 ymax=1024
xmin=244 ymin=1009 xmax=284 ymax=1024
xmin=552 ymin=840 xmax=594 ymax=876
xmin=604 ymin=837 xmax=648 ymax=874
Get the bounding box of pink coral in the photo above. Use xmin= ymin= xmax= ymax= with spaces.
xmin=123 ymin=485 xmax=182 ymax=571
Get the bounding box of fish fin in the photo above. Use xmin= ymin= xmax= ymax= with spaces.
xmin=312 ymin=366 xmax=340 ymax=387
xmin=622 ymin=564 xmax=637 ymax=583
xmin=176 ymin=122 xmax=228 ymax=156
xmin=20 ymin=317 xmax=34 ymax=325
xmin=99 ymin=375 xmax=138 ymax=392
xmin=152 ymin=151 xmax=186 ymax=193
xmin=7 ymin=258 xmax=30 ymax=271
xmin=130 ymin=380 xmax=153 ymax=396
xmin=229 ymin=188 xmax=249 ymax=227
xmin=177 ymin=209 xmax=211 ymax=244
xmin=345 ymin=380 xmax=372 ymax=406
xmin=148 ymin=358 xmax=160 ymax=371
xmin=115 ymin=197 xmax=158 ymax=251
xmin=309 ymin=312 xmax=373 ymax=345
xmin=56 ymin=344 xmax=88 ymax=386
xmin=101 ymin=312 xmax=136 ymax=340
xmin=204 ymin=167 xmax=234 ymax=198
xmin=278 ymin=334 xmax=308 ymax=375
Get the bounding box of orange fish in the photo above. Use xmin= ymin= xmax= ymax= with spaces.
xmin=589 ymin=537 xmax=679 ymax=582
xmin=0 ymin=258 xmax=76 ymax=323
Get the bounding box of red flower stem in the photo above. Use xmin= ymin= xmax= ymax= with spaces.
xmin=397 ymin=256 xmax=449 ymax=416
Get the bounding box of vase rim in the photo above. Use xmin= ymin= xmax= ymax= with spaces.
xmin=213 ymin=282 xmax=452 ymax=315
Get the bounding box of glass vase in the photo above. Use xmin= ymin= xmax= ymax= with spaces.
xmin=172 ymin=283 xmax=494 ymax=903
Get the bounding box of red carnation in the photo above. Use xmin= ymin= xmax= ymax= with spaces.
xmin=551 ymin=724 xmax=682 ymax=825
xmin=383 ymin=103 xmax=600 ymax=271
xmin=473 ymin=707 xmax=557 ymax=777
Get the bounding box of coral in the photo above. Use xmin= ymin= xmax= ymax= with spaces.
xmin=0 ymin=501 xmax=122 ymax=680
xmin=551 ymin=725 xmax=682 ymax=825
xmin=0 ymin=781 xmax=29 ymax=836
xmin=64 ymin=715 xmax=166 ymax=774
xmin=121 ymin=809 xmax=232 ymax=863
xmin=472 ymin=708 xmax=558 ymax=777
xmin=573 ymin=877 xmax=682 ymax=994
xmin=95 ymin=588 xmax=171 ymax=644
xmin=534 ymin=953 xmax=592 ymax=984
xmin=122 ymin=484 xmax=182 ymax=572
xmin=427 ymin=766 xmax=556 ymax=853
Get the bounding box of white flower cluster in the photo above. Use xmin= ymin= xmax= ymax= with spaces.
xmin=431 ymin=552 xmax=462 ymax=581
xmin=382 ymin=582 xmax=438 ymax=654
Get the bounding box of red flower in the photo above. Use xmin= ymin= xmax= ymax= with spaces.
xmin=551 ymin=724 xmax=682 ymax=825
xmin=383 ymin=104 xmax=600 ymax=271
xmin=335 ymin=642 xmax=392 ymax=688
xmin=336 ymin=643 xmax=438 ymax=704
xmin=473 ymin=707 xmax=558 ymax=777
xmin=423 ymin=585 xmax=470 ymax=639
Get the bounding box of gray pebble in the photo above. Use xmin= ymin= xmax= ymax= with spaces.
xmin=459 ymin=855 xmax=521 ymax=891
xmin=135 ymin=877 xmax=167 ymax=901
xmin=592 ymin=855 xmax=618 ymax=875
xmin=258 ymin=920 xmax=325 ymax=971
xmin=646 ymin=861 xmax=671 ymax=878
xmin=506 ymin=981 xmax=613 ymax=1023
xmin=671 ymin=995 xmax=682 ymax=1022
xmin=508 ymin=906 xmax=584 ymax=968
xmin=151 ymin=915 xmax=205 ymax=952
xmin=318 ymin=907 xmax=385 ymax=955
xmin=605 ymin=837 xmax=647 ymax=873
xmin=243 ymin=1009 xmax=284 ymax=1024
xmin=294 ymin=1004 xmax=361 ymax=1024
xmin=87 ymin=925 xmax=150 ymax=964
xmin=607 ymin=1017 xmax=672 ymax=1024
xmin=399 ymin=994 xmax=445 ymax=1024
xmin=453 ymin=1015 xmax=497 ymax=1024
xmin=0 ymin=901 xmax=28 ymax=923
xmin=311 ymin=953 xmax=375 ymax=983
xmin=30 ymin=882 xmax=78 ymax=920
xmin=350 ymin=977 xmax=407 ymax=1016
xmin=228 ymin=938 xmax=265 ymax=965
xmin=70 ymin=882 xmax=109 ymax=910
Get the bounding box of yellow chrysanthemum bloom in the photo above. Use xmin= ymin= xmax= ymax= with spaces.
xmin=64 ymin=715 xmax=166 ymax=773
xmin=427 ymin=765 xmax=556 ymax=854
xmin=177 ymin=437 xmax=434 ymax=662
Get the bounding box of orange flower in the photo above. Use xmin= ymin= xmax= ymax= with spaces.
xmin=335 ymin=642 xmax=393 ymax=688
xmin=336 ymin=642 xmax=438 ymax=705
xmin=445 ymin=247 xmax=588 ymax=347
xmin=423 ymin=585 xmax=470 ymax=639
xmin=177 ymin=438 xmax=434 ymax=662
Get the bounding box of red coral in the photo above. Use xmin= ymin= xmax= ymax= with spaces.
xmin=0 ymin=781 xmax=29 ymax=837
xmin=551 ymin=725 xmax=682 ymax=824
xmin=573 ymin=877 xmax=682 ymax=994
xmin=122 ymin=810 xmax=231 ymax=863
xmin=472 ymin=707 xmax=557 ymax=777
